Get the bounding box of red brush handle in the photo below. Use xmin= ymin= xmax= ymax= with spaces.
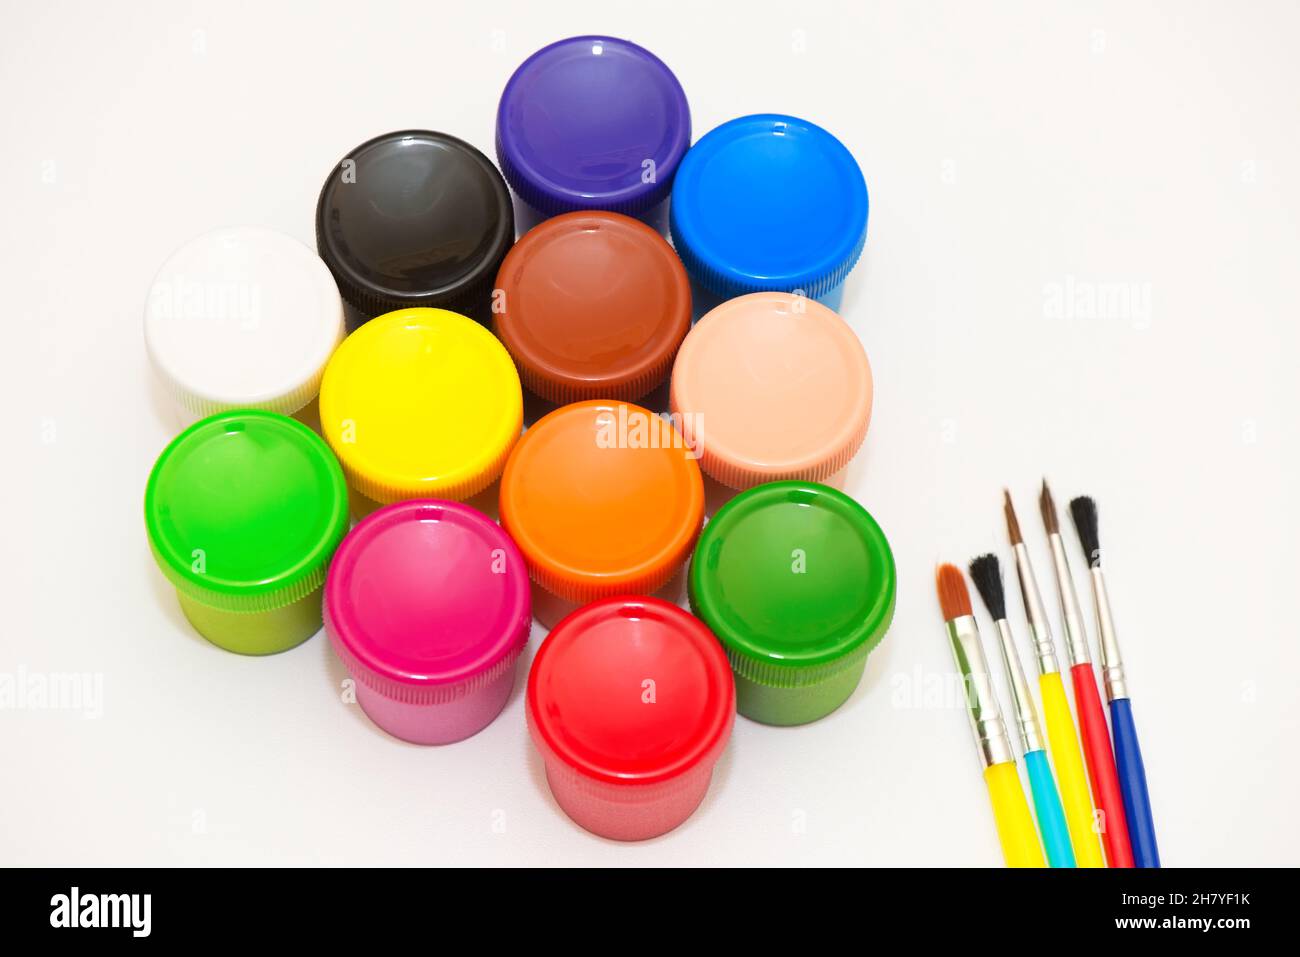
xmin=1070 ymin=663 xmax=1135 ymax=868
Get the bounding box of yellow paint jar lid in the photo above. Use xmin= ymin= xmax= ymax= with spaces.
xmin=319 ymin=308 xmax=522 ymax=504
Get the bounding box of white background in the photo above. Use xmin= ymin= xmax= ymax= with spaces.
xmin=2 ymin=0 xmax=1297 ymax=867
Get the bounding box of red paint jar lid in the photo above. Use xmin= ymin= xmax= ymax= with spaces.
xmin=493 ymin=212 xmax=690 ymax=403
xmin=526 ymin=597 xmax=734 ymax=786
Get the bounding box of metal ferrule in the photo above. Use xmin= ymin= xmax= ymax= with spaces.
xmin=1048 ymin=532 xmax=1092 ymax=667
xmin=1089 ymin=566 xmax=1129 ymax=702
xmin=946 ymin=615 xmax=1016 ymax=769
xmin=1012 ymin=541 xmax=1059 ymax=675
xmin=994 ymin=618 xmax=1047 ymax=755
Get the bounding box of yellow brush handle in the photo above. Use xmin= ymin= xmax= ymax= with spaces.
xmin=983 ymin=762 xmax=1045 ymax=867
xmin=1040 ymin=672 xmax=1106 ymax=868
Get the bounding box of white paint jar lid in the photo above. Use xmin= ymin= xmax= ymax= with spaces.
xmin=144 ymin=226 xmax=344 ymax=418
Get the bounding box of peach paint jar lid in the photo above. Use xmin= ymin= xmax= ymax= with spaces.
xmin=498 ymin=401 xmax=704 ymax=604
xmin=492 ymin=211 xmax=690 ymax=404
xmin=669 ymin=292 xmax=873 ymax=490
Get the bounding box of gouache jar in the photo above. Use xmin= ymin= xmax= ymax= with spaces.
xmin=670 ymin=114 xmax=868 ymax=315
xmin=492 ymin=211 xmax=690 ymax=405
xmin=496 ymin=36 xmax=690 ymax=236
xmin=498 ymin=401 xmax=704 ymax=628
xmin=315 ymin=130 xmax=514 ymax=326
xmin=144 ymin=226 xmax=344 ymax=426
xmin=670 ymin=292 xmax=873 ymax=491
xmin=318 ymin=307 xmax=523 ymax=516
xmin=324 ymin=501 xmax=532 ymax=745
xmin=527 ymin=597 xmax=734 ymax=841
xmin=144 ymin=410 xmax=349 ymax=655
xmin=690 ymin=481 xmax=896 ymax=725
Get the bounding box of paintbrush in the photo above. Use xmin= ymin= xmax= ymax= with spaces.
xmin=969 ymin=552 xmax=1075 ymax=867
xmin=1039 ymin=481 xmax=1134 ymax=867
xmin=936 ymin=563 xmax=1044 ymax=868
xmin=1069 ymin=495 xmax=1160 ymax=868
xmin=1003 ymin=490 xmax=1106 ymax=867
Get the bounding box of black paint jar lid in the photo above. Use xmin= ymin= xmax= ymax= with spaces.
xmin=315 ymin=130 xmax=514 ymax=323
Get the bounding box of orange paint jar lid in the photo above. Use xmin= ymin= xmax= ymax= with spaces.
xmin=499 ymin=401 xmax=704 ymax=603
xmin=670 ymin=292 xmax=873 ymax=490
xmin=493 ymin=212 xmax=690 ymax=404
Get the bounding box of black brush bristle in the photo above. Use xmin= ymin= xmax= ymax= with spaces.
xmin=1069 ymin=495 xmax=1101 ymax=567
xmin=967 ymin=553 xmax=1006 ymax=620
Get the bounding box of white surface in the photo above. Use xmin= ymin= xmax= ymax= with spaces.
xmin=2 ymin=0 xmax=1297 ymax=867
xmin=144 ymin=225 xmax=344 ymax=415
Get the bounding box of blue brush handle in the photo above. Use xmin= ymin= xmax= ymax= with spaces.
xmin=1024 ymin=749 xmax=1075 ymax=868
xmin=1110 ymin=697 xmax=1159 ymax=867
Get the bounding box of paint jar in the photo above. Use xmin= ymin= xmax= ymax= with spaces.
xmin=324 ymin=500 xmax=531 ymax=745
xmin=492 ymin=211 xmax=690 ymax=409
xmin=689 ymin=481 xmax=896 ymax=725
xmin=670 ymin=292 xmax=873 ymax=498
xmin=144 ymin=226 xmax=344 ymax=429
xmin=496 ymin=36 xmax=690 ymax=237
xmin=144 ymin=410 xmax=349 ymax=655
xmin=527 ymin=597 xmax=734 ymax=841
xmin=670 ymin=114 xmax=868 ymax=316
xmin=318 ymin=307 xmax=522 ymax=518
xmin=498 ymin=401 xmax=703 ymax=629
xmin=315 ymin=130 xmax=514 ymax=326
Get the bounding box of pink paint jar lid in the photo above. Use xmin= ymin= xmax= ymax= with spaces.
xmin=527 ymin=597 xmax=734 ymax=787
xmin=324 ymin=500 xmax=532 ymax=704
xmin=669 ymin=291 xmax=873 ymax=489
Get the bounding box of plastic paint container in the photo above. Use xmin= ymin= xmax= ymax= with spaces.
xmin=324 ymin=501 xmax=532 ymax=745
xmin=315 ymin=130 xmax=514 ymax=326
xmin=670 ymin=292 xmax=873 ymax=492
xmin=318 ymin=307 xmax=523 ymax=515
xmin=492 ymin=211 xmax=690 ymax=405
xmin=670 ymin=114 xmax=868 ymax=315
xmin=144 ymin=410 xmax=349 ymax=655
xmin=526 ymin=597 xmax=734 ymax=841
xmin=690 ymin=481 xmax=895 ymax=725
xmin=498 ymin=401 xmax=703 ymax=628
xmin=496 ymin=36 xmax=690 ymax=236
xmin=144 ymin=226 xmax=344 ymax=426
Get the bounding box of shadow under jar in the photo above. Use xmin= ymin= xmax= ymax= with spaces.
xmin=315 ymin=130 xmax=514 ymax=328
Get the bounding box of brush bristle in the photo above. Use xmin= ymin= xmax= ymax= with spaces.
xmin=935 ymin=563 xmax=973 ymax=620
xmin=1039 ymin=479 xmax=1059 ymax=534
xmin=1069 ymin=495 xmax=1101 ymax=566
xmin=1003 ymin=490 xmax=1023 ymax=545
xmin=968 ymin=553 xmax=1007 ymax=620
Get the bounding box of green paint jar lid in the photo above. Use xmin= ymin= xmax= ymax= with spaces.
xmin=144 ymin=410 xmax=349 ymax=613
xmin=689 ymin=482 xmax=896 ymax=687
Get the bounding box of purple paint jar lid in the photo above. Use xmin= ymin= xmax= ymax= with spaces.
xmin=495 ymin=36 xmax=690 ymax=218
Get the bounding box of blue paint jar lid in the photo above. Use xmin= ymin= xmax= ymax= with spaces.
xmin=495 ymin=36 xmax=691 ymax=218
xmin=670 ymin=114 xmax=869 ymax=301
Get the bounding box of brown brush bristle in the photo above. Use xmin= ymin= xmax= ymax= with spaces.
xmin=1039 ymin=479 xmax=1059 ymax=534
xmin=935 ymin=563 xmax=973 ymax=620
xmin=1003 ymin=489 xmax=1023 ymax=545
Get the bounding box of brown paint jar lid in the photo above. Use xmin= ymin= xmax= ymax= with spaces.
xmin=492 ymin=211 xmax=691 ymax=404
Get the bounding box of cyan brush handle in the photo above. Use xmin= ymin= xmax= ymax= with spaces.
xmin=1109 ymin=697 xmax=1159 ymax=868
xmin=1024 ymin=748 xmax=1075 ymax=867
